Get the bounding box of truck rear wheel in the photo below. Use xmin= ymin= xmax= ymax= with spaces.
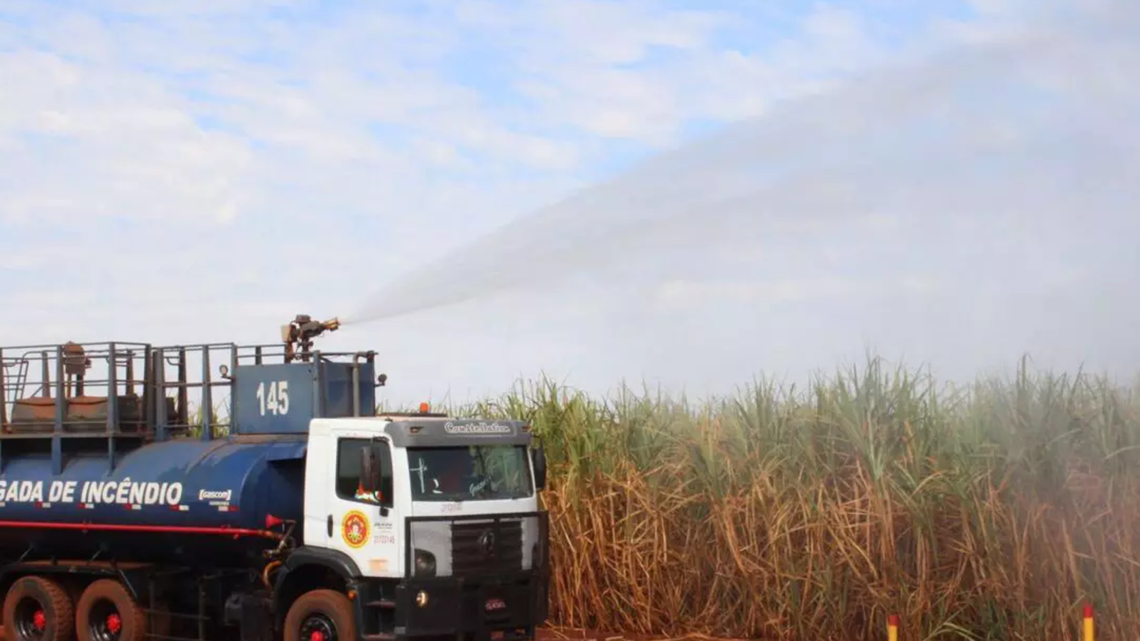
xmin=74 ymin=580 xmax=145 ymax=641
xmin=2 ymin=576 xmax=75 ymax=641
xmin=283 ymin=590 xmax=355 ymax=641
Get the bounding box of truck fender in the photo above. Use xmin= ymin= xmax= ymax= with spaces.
xmin=279 ymin=547 xmax=362 ymax=581
xmin=271 ymin=547 xmax=362 ymax=625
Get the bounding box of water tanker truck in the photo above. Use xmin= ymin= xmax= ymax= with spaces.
xmin=0 ymin=316 xmax=549 ymax=641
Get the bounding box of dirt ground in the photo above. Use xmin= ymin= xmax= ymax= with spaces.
xmin=0 ymin=626 xmax=730 ymax=641
xmin=0 ymin=624 xmax=729 ymax=641
xmin=0 ymin=625 xmax=732 ymax=641
xmin=536 ymin=627 xmax=739 ymax=641
xmin=538 ymin=628 xmax=651 ymax=641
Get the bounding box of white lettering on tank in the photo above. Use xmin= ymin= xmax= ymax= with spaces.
xmin=143 ymin=483 xmax=162 ymax=505
xmin=128 ymin=482 xmax=146 ymax=505
xmin=0 ymin=479 xmax=186 ymax=507
xmin=198 ymin=489 xmax=232 ymax=501
xmin=115 ymin=478 xmax=132 ymax=504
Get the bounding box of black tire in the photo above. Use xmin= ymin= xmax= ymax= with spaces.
xmin=74 ymin=580 xmax=145 ymax=641
xmin=283 ymin=590 xmax=355 ymax=641
xmin=2 ymin=575 xmax=75 ymax=641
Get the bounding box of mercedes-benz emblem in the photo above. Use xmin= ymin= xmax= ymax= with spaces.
xmin=478 ymin=530 xmax=497 ymax=558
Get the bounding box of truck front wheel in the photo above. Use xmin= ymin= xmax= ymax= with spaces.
xmin=283 ymin=590 xmax=356 ymax=641
xmin=2 ymin=576 xmax=75 ymax=641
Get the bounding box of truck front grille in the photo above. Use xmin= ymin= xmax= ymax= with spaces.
xmin=450 ymin=519 xmax=523 ymax=576
xmin=407 ymin=513 xmax=546 ymax=578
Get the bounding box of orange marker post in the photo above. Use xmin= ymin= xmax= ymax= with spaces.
xmin=1083 ymin=604 xmax=1094 ymax=641
xmin=888 ymin=614 xmax=899 ymax=641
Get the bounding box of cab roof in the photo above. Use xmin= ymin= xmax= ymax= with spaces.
xmin=381 ymin=417 xmax=533 ymax=448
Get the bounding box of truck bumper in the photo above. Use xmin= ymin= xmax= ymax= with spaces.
xmin=390 ymin=573 xmax=548 ymax=640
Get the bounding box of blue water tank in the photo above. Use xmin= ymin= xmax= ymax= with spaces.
xmin=0 ymin=436 xmax=306 ymax=566
xmin=0 ymin=336 xmax=377 ymax=567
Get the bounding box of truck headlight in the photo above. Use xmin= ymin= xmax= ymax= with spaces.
xmin=414 ymin=549 xmax=436 ymax=577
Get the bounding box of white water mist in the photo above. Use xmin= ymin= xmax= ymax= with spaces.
xmin=343 ymin=2 xmax=1140 ymax=391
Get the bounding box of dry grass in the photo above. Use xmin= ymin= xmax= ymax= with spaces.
xmin=423 ymin=356 xmax=1140 ymax=640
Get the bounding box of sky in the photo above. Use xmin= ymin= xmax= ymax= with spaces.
xmin=2 ymin=0 xmax=1138 ymax=408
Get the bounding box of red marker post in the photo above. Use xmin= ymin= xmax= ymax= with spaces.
xmin=887 ymin=614 xmax=899 ymax=641
xmin=1083 ymin=604 xmax=1094 ymax=641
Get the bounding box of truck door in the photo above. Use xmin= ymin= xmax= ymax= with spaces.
xmin=327 ymin=436 xmax=399 ymax=577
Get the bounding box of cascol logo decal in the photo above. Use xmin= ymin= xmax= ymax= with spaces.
xmin=341 ymin=510 xmax=370 ymax=549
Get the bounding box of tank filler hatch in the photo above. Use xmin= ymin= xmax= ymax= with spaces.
xmin=282 ymin=314 xmax=341 ymax=363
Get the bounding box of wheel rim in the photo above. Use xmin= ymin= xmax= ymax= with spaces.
xmin=300 ymin=613 xmax=338 ymax=641
xmin=87 ymin=598 xmax=123 ymax=641
xmin=13 ymin=596 xmax=47 ymax=640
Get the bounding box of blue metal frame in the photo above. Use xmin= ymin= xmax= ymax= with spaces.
xmin=1 ymin=338 xmax=380 ymax=473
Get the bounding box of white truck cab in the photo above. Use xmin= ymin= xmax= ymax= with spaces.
xmin=302 ymin=414 xmax=550 ymax=640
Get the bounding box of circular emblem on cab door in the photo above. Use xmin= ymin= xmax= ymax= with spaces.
xmin=342 ymin=510 xmax=370 ymax=549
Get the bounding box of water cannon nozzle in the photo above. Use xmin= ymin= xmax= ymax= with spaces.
xmin=283 ymin=313 xmax=341 ymax=363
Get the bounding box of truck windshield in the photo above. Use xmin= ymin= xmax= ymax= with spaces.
xmin=406 ymin=445 xmax=533 ymax=502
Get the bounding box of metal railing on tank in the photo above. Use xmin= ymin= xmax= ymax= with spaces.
xmin=146 ymin=339 xmax=373 ymax=441
xmin=0 ymin=341 xmax=154 ymax=473
xmin=0 ymin=341 xmax=153 ymax=438
xmin=0 ymin=315 xmax=384 ymax=450
xmin=149 ymin=342 xmax=240 ymax=441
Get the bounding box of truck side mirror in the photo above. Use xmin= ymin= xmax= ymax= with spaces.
xmin=360 ymin=446 xmax=382 ymax=494
xmin=532 ymin=445 xmax=547 ymax=491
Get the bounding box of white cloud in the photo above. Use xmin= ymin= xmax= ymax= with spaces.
xmin=2 ymin=0 xmax=1137 ymax=404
